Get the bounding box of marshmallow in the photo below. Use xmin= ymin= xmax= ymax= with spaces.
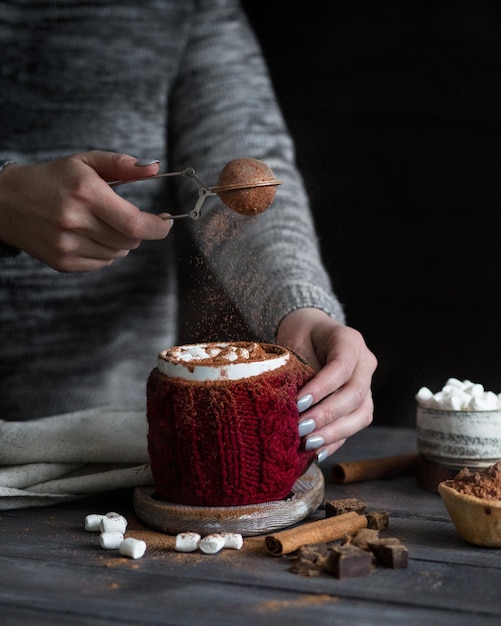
xmin=163 ymin=342 xmax=259 ymax=364
xmin=85 ymin=514 xmax=105 ymax=532
xmin=221 ymin=532 xmax=243 ymax=550
xmin=100 ymin=531 xmax=124 ymax=550
xmin=99 ymin=513 xmax=127 ymax=534
xmin=207 ymin=347 xmax=224 ymax=357
xmin=199 ymin=534 xmax=226 ymax=554
xmin=186 ymin=346 xmax=211 ymax=360
xmin=175 ymin=532 xmax=201 ymax=552
xmin=416 ymin=379 xmax=501 ymax=411
xmin=119 ymin=538 xmax=146 ymax=559
xmin=471 ymin=391 xmax=498 ymax=410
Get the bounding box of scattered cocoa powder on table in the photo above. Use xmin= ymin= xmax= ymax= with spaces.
xmin=443 ymin=462 xmax=501 ymax=499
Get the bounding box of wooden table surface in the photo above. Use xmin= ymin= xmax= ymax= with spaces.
xmin=1 ymin=425 xmax=500 ymax=625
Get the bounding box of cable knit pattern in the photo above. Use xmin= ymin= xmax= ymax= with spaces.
xmin=146 ymin=353 xmax=316 ymax=506
xmin=0 ymin=0 xmax=344 ymax=420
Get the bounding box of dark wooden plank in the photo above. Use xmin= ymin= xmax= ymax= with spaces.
xmin=1 ymin=501 xmax=501 ymax=621
xmin=1 ymin=551 xmax=500 ymax=626
xmin=1 ymin=427 xmax=500 ymax=625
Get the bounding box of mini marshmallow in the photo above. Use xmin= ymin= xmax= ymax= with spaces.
xmin=445 ymin=377 xmax=464 ymax=389
xmin=207 ymin=347 xmax=223 ymax=357
xmin=471 ymin=391 xmax=498 ymax=410
xmin=416 ymin=379 xmax=501 ymax=411
xmin=436 ymin=387 xmax=471 ymax=410
xmin=99 ymin=531 xmax=124 ymax=550
xmin=199 ymin=534 xmax=226 ymax=554
xmin=219 ymin=346 xmax=250 ymax=361
xmin=175 ymin=532 xmax=201 ymax=552
xmin=221 ymin=532 xmax=243 ymax=550
xmin=448 ymin=394 xmax=467 ymax=411
xmin=85 ymin=514 xmax=105 ymax=532
xmin=119 ymin=538 xmax=146 ymax=559
xmin=166 ymin=343 xmax=259 ymax=363
xmin=100 ymin=514 xmax=127 ymax=534
xmin=187 ymin=346 xmax=211 ymax=360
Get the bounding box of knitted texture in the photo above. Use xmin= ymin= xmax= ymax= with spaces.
xmin=146 ymin=353 xmax=315 ymax=506
xmin=1 ymin=0 xmax=343 ymax=421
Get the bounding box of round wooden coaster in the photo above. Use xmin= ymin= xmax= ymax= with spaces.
xmin=133 ymin=462 xmax=324 ymax=537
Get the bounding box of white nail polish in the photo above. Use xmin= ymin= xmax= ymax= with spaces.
xmin=305 ymin=435 xmax=325 ymax=451
xmin=316 ymin=449 xmax=328 ymax=463
xmin=297 ymin=393 xmax=313 ymax=413
xmin=298 ymin=418 xmax=316 ymax=437
xmin=135 ymin=159 xmax=160 ymax=167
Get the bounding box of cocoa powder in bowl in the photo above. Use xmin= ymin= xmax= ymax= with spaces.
xmin=438 ymin=461 xmax=501 ymax=547
xmin=442 ymin=462 xmax=501 ymax=500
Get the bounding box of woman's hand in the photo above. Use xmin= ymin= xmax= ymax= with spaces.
xmin=0 ymin=151 xmax=173 ymax=272
xmin=277 ymin=307 xmax=377 ymax=462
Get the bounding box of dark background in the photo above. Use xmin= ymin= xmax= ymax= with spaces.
xmin=181 ymin=1 xmax=501 ymax=427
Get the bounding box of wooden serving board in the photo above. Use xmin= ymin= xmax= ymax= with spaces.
xmin=133 ymin=462 xmax=324 ymax=537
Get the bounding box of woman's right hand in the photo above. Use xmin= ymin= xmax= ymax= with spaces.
xmin=0 ymin=150 xmax=173 ymax=272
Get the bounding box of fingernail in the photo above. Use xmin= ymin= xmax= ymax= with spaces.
xmin=305 ymin=435 xmax=325 ymax=451
xmin=135 ymin=159 xmax=160 ymax=167
xmin=316 ymin=449 xmax=328 ymax=464
xmin=297 ymin=394 xmax=313 ymax=413
xmin=298 ymin=418 xmax=316 ymax=437
xmin=158 ymin=213 xmax=173 ymax=223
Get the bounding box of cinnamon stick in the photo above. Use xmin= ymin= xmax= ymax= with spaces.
xmin=265 ymin=511 xmax=367 ymax=556
xmin=331 ymin=453 xmax=418 ymax=484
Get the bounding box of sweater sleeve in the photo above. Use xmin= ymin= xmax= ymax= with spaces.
xmin=167 ymin=0 xmax=345 ymax=341
xmin=0 ymin=160 xmax=21 ymax=256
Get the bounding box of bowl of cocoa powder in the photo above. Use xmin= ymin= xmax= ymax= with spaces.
xmin=438 ymin=462 xmax=501 ymax=547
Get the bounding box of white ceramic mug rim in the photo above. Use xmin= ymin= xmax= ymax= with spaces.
xmin=157 ymin=342 xmax=290 ymax=381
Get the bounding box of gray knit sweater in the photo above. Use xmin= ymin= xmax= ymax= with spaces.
xmin=0 ymin=0 xmax=344 ymax=420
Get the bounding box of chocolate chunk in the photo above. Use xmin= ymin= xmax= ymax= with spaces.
xmin=365 ymin=510 xmax=390 ymax=530
xmin=325 ymin=498 xmax=366 ymax=517
xmin=342 ymin=528 xmax=380 ymax=551
xmin=326 ymin=544 xmax=373 ymax=579
xmin=296 ymin=542 xmax=329 ymax=560
xmin=289 ymin=542 xmax=329 ymax=577
xmin=368 ymin=538 xmax=408 ymax=569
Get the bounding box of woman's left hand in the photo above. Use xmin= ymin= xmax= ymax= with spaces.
xmin=277 ymin=307 xmax=377 ymax=462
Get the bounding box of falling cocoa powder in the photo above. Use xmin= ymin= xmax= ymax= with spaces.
xmin=181 ymin=205 xmax=258 ymax=341
xmin=442 ymin=462 xmax=501 ymax=500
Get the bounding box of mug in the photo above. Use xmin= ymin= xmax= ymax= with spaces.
xmin=146 ymin=341 xmax=315 ymax=507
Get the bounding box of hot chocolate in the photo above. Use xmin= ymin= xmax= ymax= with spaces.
xmin=146 ymin=341 xmax=315 ymax=507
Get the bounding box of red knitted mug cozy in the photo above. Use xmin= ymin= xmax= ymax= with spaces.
xmin=146 ymin=347 xmax=315 ymax=507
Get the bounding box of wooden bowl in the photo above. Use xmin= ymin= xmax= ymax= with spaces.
xmin=438 ymin=482 xmax=501 ymax=547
